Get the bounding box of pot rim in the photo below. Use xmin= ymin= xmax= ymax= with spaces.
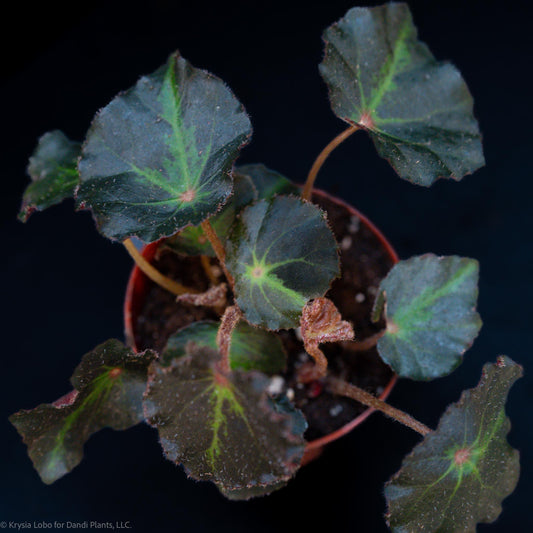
xmin=123 ymin=188 xmax=399 ymax=455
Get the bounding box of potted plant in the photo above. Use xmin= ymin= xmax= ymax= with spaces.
xmin=10 ymin=3 xmax=521 ymax=531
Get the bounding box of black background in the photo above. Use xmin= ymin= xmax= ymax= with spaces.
xmin=1 ymin=1 xmax=532 ymax=531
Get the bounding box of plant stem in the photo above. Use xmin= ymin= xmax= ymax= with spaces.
xmin=328 ymin=377 xmax=432 ymax=436
xmin=200 ymin=220 xmax=234 ymax=287
xmin=302 ymin=125 xmax=360 ymax=201
xmin=123 ymin=238 xmax=195 ymax=296
xmin=200 ymin=255 xmax=219 ymax=285
xmin=216 ymin=305 xmax=242 ymax=374
xmin=342 ymin=330 xmax=386 ymax=352
xmin=301 ymin=342 xmax=329 ymax=381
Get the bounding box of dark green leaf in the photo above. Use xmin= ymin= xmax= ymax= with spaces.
xmin=164 ymin=164 xmax=298 ymax=256
xmin=385 ymin=356 xmax=522 ymax=532
xmin=226 ymin=195 xmax=339 ymax=329
xmin=10 ymin=340 xmax=156 ymax=484
xmin=373 ymin=254 xmax=482 ymax=380
xmin=163 ymin=172 xmax=256 ymax=256
xmin=19 ymin=131 xmax=81 ymax=222
xmin=161 ymin=320 xmax=286 ymax=374
xmin=77 ymin=52 xmax=252 ymax=242
xmin=237 ymin=163 xmax=299 ymax=199
xmin=144 ymin=344 xmax=306 ymax=498
xmin=319 ymin=3 xmax=484 ymax=186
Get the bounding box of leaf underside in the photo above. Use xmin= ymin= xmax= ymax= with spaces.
xmin=225 ymin=195 xmax=340 ymax=330
xmin=385 ymin=356 xmax=522 ymax=532
xmin=10 ymin=340 xmax=156 ymax=484
xmin=319 ymin=3 xmax=485 ymax=186
xmin=373 ymin=254 xmax=482 ymax=380
xmin=19 ymin=130 xmax=81 ymax=222
xmin=144 ymin=344 xmax=306 ymax=499
xmin=164 ymin=164 xmax=298 ymax=257
xmin=161 ymin=320 xmax=287 ymax=374
xmin=77 ymin=52 xmax=252 ymax=243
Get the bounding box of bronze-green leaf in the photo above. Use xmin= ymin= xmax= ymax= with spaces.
xmin=237 ymin=163 xmax=298 ymax=199
xmin=10 ymin=339 xmax=156 ymax=484
xmin=144 ymin=344 xmax=306 ymax=498
xmin=385 ymin=356 xmax=522 ymax=532
xmin=319 ymin=3 xmax=484 ymax=186
xmin=161 ymin=320 xmax=286 ymax=374
xmin=77 ymin=52 xmax=252 ymax=243
xmin=163 ymin=171 xmax=257 ymax=256
xmin=225 ymin=195 xmax=339 ymax=330
xmin=19 ymin=130 xmax=81 ymax=222
xmin=164 ymin=164 xmax=298 ymax=257
xmin=373 ymin=254 xmax=482 ymax=380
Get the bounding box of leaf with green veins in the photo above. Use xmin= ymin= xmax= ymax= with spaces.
xmin=163 ymin=171 xmax=257 ymax=256
xmin=385 ymin=356 xmax=522 ymax=532
xmin=9 ymin=339 xmax=156 ymax=484
xmin=76 ymin=52 xmax=252 ymax=243
xmin=161 ymin=321 xmax=286 ymax=374
xmin=164 ymin=164 xmax=297 ymax=257
xmin=372 ymin=254 xmax=482 ymax=380
xmin=225 ymin=195 xmax=339 ymax=330
xmin=19 ymin=130 xmax=81 ymax=222
xmin=237 ymin=163 xmax=299 ymax=199
xmin=319 ymin=3 xmax=484 ymax=186
xmin=144 ymin=344 xmax=306 ymax=499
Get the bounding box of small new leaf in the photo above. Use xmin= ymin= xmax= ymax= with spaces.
xmin=144 ymin=344 xmax=305 ymax=498
xmin=226 ymin=195 xmax=339 ymax=330
xmin=373 ymin=254 xmax=482 ymax=380
xmin=77 ymin=52 xmax=252 ymax=242
xmin=385 ymin=356 xmax=522 ymax=532
xmin=319 ymin=3 xmax=484 ymax=186
xmin=10 ymin=340 xmax=156 ymax=484
xmin=161 ymin=321 xmax=286 ymax=374
xmin=19 ymin=131 xmax=81 ymax=222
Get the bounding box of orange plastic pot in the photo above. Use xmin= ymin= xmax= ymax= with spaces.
xmin=124 ymin=189 xmax=398 ymax=465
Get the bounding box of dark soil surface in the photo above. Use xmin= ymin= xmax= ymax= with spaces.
xmin=134 ymin=192 xmax=395 ymax=442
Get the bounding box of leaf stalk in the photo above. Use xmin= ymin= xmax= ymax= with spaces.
xmin=123 ymin=238 xmax=195 ymax=296
xmin=200 ymin=220 xmax=234 ymax=287
xmin=302 ymin=125 xmax=359 ymax=201
xmin=328 ymin=377 xmax=432 ymax=436
xmin=216 ymin=305 xmax=242 ymax=374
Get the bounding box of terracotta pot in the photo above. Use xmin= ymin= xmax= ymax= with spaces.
xmin=123 ymin=189 xmax=398 ymax=465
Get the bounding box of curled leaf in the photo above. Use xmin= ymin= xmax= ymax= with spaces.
xmin=299 ymin=298 xmax=354 ymax=381
xmin=301 ymin=297 xmax=354 ymax=344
